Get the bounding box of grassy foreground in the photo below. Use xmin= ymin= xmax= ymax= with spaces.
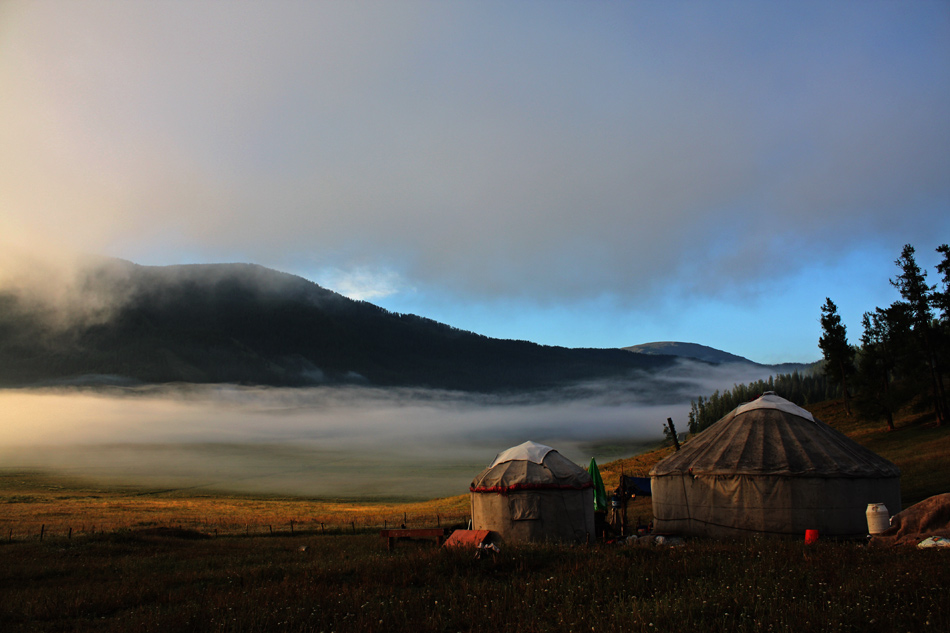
xmin=1 ymin=397 xmax=948 ymax=632
xmin=1 ymin=531 xmax=947 ymax=633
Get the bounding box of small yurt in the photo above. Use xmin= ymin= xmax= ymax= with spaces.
xmin=651 ymin=393 xmax=901 ymax=538
xmin=470 ymin=441 xmax=595 ymax=543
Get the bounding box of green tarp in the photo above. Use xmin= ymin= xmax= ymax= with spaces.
xmin=588 ymin=457 xmax=607 ymax=512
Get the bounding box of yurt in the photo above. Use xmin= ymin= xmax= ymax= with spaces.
xmin=470 ymin=441 xmax=595 ymax=543
xmin=651 ymin=393 xmax=901 ymax=538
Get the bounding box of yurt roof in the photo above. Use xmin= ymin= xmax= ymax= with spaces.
xmin=489 ymin=440 xmax=554 ymax=467
xmin=471 ymin=441 xmax=592 ymax=493
xmin=650 ymin=393 xmax=900 ymax=478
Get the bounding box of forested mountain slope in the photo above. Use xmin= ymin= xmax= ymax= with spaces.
xmin=0 ymin=259 xmax=676 ymax=391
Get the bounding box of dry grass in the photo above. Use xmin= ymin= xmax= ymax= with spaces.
xmin=0 ymin=471 xmax=469 ymax=540
xmin=597 ymin=445 xmax=676 ymax=488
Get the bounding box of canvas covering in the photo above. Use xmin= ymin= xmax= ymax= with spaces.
xmin=470 ymin=441 xmax=594 ymax=543
xmin=870 ymin=493 xmax=950 ymax=547
xmin=651 ymin=393 xmax=901 ymax=538
xmin=489 ymin=441 xmax=553 ymax=467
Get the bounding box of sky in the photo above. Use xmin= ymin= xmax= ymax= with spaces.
xmin=2 ymin=1 xmax=949 ymax=364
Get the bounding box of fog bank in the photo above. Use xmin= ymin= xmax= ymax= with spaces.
xmin=0 ymin=361 xmax=777 ymax=498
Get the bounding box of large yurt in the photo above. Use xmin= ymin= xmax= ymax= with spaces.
xmin=470 ymin=441 xmax=595 ymax=543
xmin=651 ymin=393 xmax=901 ymax=538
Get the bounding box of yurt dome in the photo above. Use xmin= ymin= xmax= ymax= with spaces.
xmin=470 ymin=441 xmax=594 ymax=543
xmin=650 ymin=393 xmax=901 ymax=538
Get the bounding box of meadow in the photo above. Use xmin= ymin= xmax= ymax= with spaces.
xmin=2 ymin=529 xmax=948 ymax=632
xmin=1 ymin=397 xmax=948 ymax=632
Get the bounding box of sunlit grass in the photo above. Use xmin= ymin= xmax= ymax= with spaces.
xmin=0 ymin=471 xmax=470 ymax=539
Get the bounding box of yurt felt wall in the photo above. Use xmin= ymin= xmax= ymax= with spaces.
xmin=470 ymin=441 xmax=594 ymax=543
xmin=650 ymin=393 xmax=901 ymax=538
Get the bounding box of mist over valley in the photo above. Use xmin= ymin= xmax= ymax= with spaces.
xmin=0 ymin=362 xmax=781 ymax=499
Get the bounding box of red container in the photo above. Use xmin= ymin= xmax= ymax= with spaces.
xmin=804 ymin=529 xmax=819 ymax=544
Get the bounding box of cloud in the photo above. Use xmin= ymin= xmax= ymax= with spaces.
xmin=314 ymin=266 xmax=410 ymax=302
xmin=0 ymin=246 xmax=136 ymax=330
xmin=1 ymin=1 xmax=948 ymax=365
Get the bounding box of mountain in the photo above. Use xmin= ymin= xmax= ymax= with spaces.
xmin=623 ymin=341 xmax=816 ymax=373
xmin=0 ymin=259 xmax=678 ymax=392
xmin=623 ymin=341 xmax=753 ymax=364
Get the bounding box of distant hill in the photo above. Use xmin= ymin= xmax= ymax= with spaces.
xmin=623 ymin=341 xmax=753 ymax=364
xmin=623 ymin=341 xmax=816 ymax=373
xmin=0 ymin=259 xmax=678 ymax=392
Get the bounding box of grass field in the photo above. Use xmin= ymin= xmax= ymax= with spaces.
xmin=0 ymin=470 xmax=472 ymax=541
xmin=1 ymin=396 xmax=948 ymax=632
xmin=2 ymin=531 xmax=947 ymax=632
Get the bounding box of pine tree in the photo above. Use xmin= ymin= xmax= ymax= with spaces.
xmin=933 ymin=244 xmax=950 ymax=422
xmin=688 ymin=397 xmax=703 ymax=434
xmin=936 ymin=244 xmax=950 ymax=323
xmin=891 ymin=244 xmax=945 ymax=425
xmin=854 ymin=305 xmax=913 ymax=430
xmin=818 ymin=298 xmax=856 ymax=415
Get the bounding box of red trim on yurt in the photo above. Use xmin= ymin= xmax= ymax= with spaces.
xmin=470 ymin=481 xmax=594 ymax=494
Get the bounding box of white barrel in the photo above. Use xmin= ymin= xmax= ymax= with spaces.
xmin=866 ymin=503 xmax=890 ymax=534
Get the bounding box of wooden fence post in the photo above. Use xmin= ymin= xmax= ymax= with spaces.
xmin=667 ymin=418 xmax=681 ymax=451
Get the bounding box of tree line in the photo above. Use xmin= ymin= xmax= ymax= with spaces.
xmin=820 ymin=243 xmax=949 ymax=429
xmin=686 ymin=370 xmax=835 ymax=435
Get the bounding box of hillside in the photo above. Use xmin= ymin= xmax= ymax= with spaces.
xmin=0 ymin=259 xmax=677 ymax=392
